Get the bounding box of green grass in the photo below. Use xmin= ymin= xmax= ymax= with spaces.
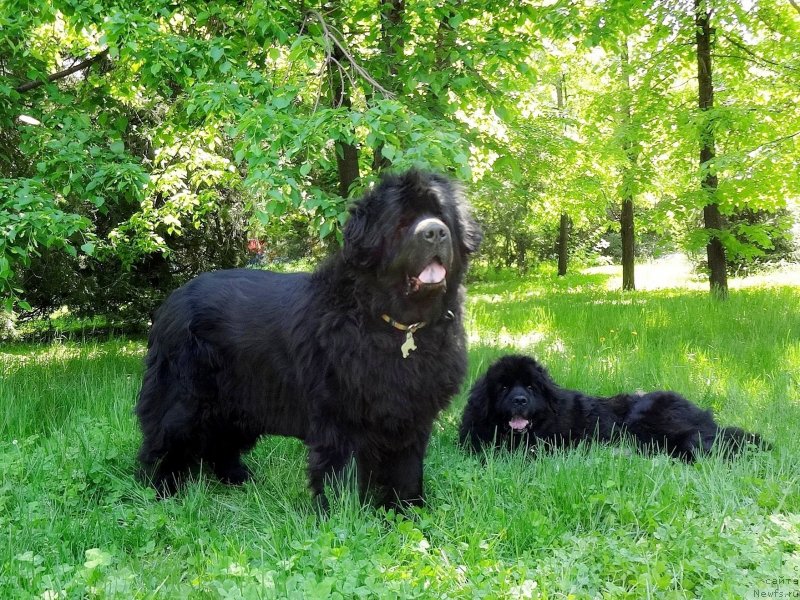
xmin=2 ymin=264 xmax=800 ymax=598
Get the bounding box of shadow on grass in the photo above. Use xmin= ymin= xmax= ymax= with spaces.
xmin=12 ymin=317 xmax=149 ymax=344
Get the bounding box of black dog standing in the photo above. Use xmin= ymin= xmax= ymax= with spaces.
xmin=459 ymin=354 xmax=768 ymax=460
xmin=136 ymin=170 xmax=481 ymax=508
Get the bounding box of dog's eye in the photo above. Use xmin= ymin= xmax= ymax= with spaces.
xmin=500 ymin=386 xmax=508 ymax=393
xmin=526 ymin=386 xmax=533 ymax=392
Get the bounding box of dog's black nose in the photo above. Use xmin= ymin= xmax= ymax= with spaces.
xmin=512 ymin=396 xmax=528 ymax=408
xmin=415 ymin=218 xmax=450 ymax=243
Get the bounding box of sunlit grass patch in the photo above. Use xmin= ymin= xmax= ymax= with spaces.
xmin=584 ymin=253 xmax=800 ymax=292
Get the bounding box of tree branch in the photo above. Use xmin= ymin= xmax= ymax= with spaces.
xmin=15 ymin=48 xmax=109 ymax=93
xmin=744 ymin=130 xmax=800 ymax=156
xmin=719 ymin=33 xmax=800 ymax=74
xmin=306 ymin=11 xmax=394 ymax=99
xmin=788 ymin=0 xmax=800 ymax=16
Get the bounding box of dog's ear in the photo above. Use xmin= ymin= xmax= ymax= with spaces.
xmin=544 ymin=389 xmax=559 ymax=414
xmin=466 ymin=374 xmax=491 ymax=420
xmin=528 ymin=358 xmax=559 ymax=388
xmin=455 ymin=199 xmax=482 ymax=256
xmin=445 ymin=179 xmax=482 ymax=256
xmin=528 ymin=359 xmax=559 ymax=413
xmin=527 ymin=357 xmax=550 ymax=379
xmin=342 ymin=203 xmax=382 ymax=269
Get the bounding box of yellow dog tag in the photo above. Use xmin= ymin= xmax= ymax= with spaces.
xmin=381 ymin=315 xmax=426 ymax=359
xmin=401 ymin=329 xmax=417 ymax=358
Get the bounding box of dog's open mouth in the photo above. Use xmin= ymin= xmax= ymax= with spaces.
xmin=418 ymin=260 xmax=446 ymax=284
xmin=408 ymin=260 xmax=447 ymax=292
xmin=509 ymin=417 xmax=530 ymax=432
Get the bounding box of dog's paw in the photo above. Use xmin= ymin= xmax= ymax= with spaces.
xmin=215 ymin=462 xmax=252 ymax=486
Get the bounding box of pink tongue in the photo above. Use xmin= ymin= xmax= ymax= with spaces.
xmin=418 ymin=262 xmax=446 ymax=284
xmin=509 ymin=417 xmax=529 ymax=431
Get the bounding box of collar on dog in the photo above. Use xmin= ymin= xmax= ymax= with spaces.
xmin=381 ymin=314 xmax=426 ymax=359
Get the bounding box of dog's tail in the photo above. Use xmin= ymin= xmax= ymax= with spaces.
xmin=715 ymin=426 xmax=772 ymax=455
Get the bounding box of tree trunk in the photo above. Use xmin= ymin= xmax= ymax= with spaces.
xmin=620 ymin=42 xmax=636 ymax=291
xmin=557 ymin=213 xmax=569 ymax=276
xmin=621 ymin=198 xmax=635 ymax=289
xmin=380 ymin=0 xmax=405 ymax=80
xmin=329 ymin=34 xmax=359 ymax=197
xmin=515 ymin=238 xmax=528 ymax=273
xmin=695 ymin=0 xmax=728 ymax=297
xmin=555 ymin=74 xmax=570 ymax=277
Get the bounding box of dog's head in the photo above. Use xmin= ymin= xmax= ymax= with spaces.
xmin=342 ymin=170 xmax=481 ymax=313
xmin=483 ymin=355 xmax=559 ymax=434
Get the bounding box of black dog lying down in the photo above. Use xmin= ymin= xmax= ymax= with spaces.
xmin=459 ymin=354 xmax=769 ymax=461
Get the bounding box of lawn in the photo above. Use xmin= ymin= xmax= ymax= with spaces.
xmin=2 ymin=263 xmax=799 ymax=598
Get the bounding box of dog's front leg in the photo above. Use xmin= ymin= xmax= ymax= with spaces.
xmin=373 ymin=443 xmax=427 ymax=510
xmin=307 ymin=440 xmax=352 ymax=512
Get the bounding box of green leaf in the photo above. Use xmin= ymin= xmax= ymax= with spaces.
xmin=255 ymin=210 xmax=270 ymax=225
xmin=381 ymin=144 xmax=396 ymax=162
xmin=320 ymin=219 xmax=332 ymax=239
xmin=448 ymin=13 xmax=464 ymax=28
xmin=273 ymin=95 xmax=292 ymax=109
xmin=84 ymin=548 xmax=112 ymax=570
xmin=210 ymin=46 xmax=224 ymax=62
xmin=493 ymin=104 xmax=514 ymax=123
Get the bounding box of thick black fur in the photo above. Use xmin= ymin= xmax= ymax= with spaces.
xmin=136 ymin=169 xmax=481 ymax=508
xmin=459 ymin=354 xmax=769 ymax=461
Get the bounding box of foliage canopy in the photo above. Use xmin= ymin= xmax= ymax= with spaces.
xmin=1 ymin=0 xmax=798 ymax=316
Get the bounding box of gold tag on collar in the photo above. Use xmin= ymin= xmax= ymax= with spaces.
xmin=401 ymin=329 xmax=417 ymax=358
